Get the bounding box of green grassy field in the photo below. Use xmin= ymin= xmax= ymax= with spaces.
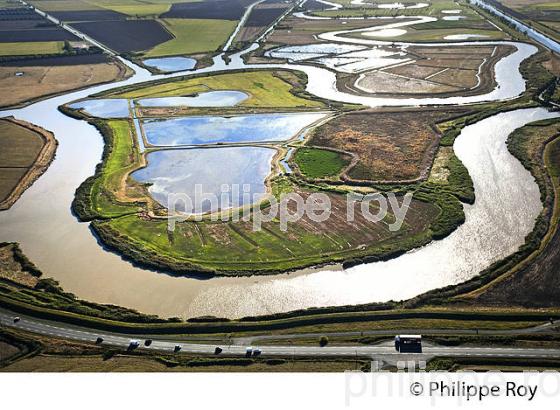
xmin=0 ymin=42 xmax=64 ymax=57
xmin=292 ymin=147 xmax=350 ymax=178
xmin=108 ymin=70 xmax=326 ymax=108
xmin=144 ymin=18 xmax=238 ymax=57
xmin=84 ymin=120 xmax=142 ymax=218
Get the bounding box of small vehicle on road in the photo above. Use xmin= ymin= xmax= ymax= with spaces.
xmin=13 ymin=317 xmax=20 ymax=323
xmin=128 ymin=340 xmax=140 ymax=350
xmin=144 ymin=339 xmax=153 ymax=347
xmin=214 ymin=347 xmax=222 ymax=355
xmin=245 ymin=347 xmax=253 ymax=357
xmin=252 ymin=348 xmax=261 ymax=357
xmin=394 ymin=335 xmax=422 ymax=353
xmin=174 ymin=345 xmax=182 ymax=353
xmin=95 ymin=337 xmax=104 ymax=344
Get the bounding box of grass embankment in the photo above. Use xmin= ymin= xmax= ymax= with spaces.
xmin=292 ymin=147 xmax=351 ymax=178
xmin=0 ymin=42 xmax=65 ymax=57
xmin=145 ymin=19 xmax=238 ymax=57
xmin=72 ymin=120 xmax=143 ymax=220
xmin=104 ymin=69 xmax=327 ymax=109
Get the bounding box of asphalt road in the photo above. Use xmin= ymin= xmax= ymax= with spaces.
xmin=2 ymin=309 xmax=560 ymax=360
xmin=235 ymin=322 xmax=559 ymax=344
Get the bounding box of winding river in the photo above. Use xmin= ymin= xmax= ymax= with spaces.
xmin=0 ymin=7 xmax=558 ymax=318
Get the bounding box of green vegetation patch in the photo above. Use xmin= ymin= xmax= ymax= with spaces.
xmin=144 ymin=18 xmax=238 ymax=57
xmin=72 ymin=119 xmax=142 ymax=220
xmin=293 ymin=147 xmax=350 ymax=178
xmin=0 ymin=42 xmax=64 ymax=57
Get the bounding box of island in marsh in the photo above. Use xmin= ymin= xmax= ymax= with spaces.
xmin=63 ymin=67 xmax=475 ymax=277
xmin=0 ymin=118 xmax=57 ymax=210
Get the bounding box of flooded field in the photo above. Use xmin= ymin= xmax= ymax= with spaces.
xmin=142 ymin=112 xmax=327 ymax=146
xmin=137 ymin=91 xmax=249 ymax=107
xmin=131 ymin=146 xmax=276 ymax=213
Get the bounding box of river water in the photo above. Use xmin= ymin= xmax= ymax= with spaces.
xmin=0 ymin=12 xmax=557 ymax=318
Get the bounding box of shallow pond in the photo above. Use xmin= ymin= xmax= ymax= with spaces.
xmin=68 ymin=99 xmax=129 ymax=118
xmin=142 ymin=57 xmax=197 ymax=72
xmin=268 ymin=44 xmax=407 ymax=73
xmin=142 ymin=112 xmax=327 ymax=146
xmin=137 ymin=91 xmax=249 ymax=107
xmin=131 ymin=147 xmax=276 ymax=213
xmin=267 ymin=43 xmax=366 ymax=61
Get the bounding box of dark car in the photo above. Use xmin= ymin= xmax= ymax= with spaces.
xmin=13 ymin=317 xmax=20 ymax=323
xmin=144 ymin=339 xmax=153 ymax=347
xmin=174 ymin=345 xmax=182 ymax=353
xmin=214 ymin=347 xmax=223 ymax=355
xmin=95 ymin=337 xmax=104 ymax=344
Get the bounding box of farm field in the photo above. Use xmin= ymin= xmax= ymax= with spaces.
xmin=233 ymin=0 xmax=291 ymax=44
xmin=0 ymin=61 xmax=129 ymax=108
xmin=0 ymin=41 xmax=65 ymax=56
xmin=161 ymin=0 xmax=254 ymax=20
xmin=144 ymin=18 xmax=238 ymax=57
xmin=28 ymin=0 xmax=198 ymax=16
xmin=0 ymin=118 xmax=57 ymax=210
xmin=24 ymin=0 xmax=282 ymax=61
xmin=70 ymin=20 xmax=173 ymax=53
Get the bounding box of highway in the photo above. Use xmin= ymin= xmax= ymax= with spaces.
xmin=2 ymin=309 xmax=560 ymax=361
